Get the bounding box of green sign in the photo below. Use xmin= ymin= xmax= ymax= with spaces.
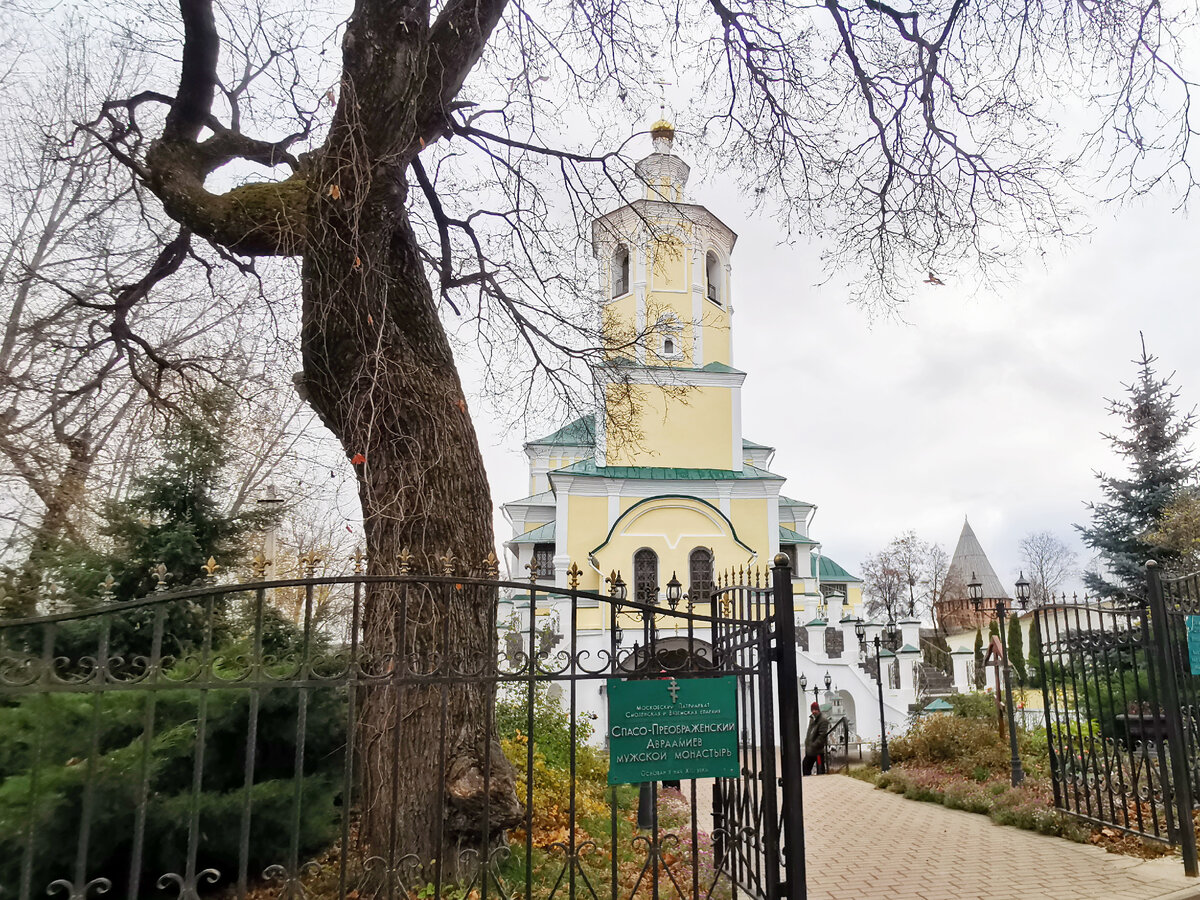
xmin=1187 ymin=615 xmax=1200 ymax=675
xmin=606 ymin=675 xmax=740 ymax=784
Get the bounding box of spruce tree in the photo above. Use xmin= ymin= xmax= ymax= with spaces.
xmin=35 ymin=391 xmax=279 ymax=658
xmin=1079 ymin=337 xmax=1198 ymax=602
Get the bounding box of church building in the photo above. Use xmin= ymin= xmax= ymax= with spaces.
xmin=501 ymin=119 xmax=862 ymax=621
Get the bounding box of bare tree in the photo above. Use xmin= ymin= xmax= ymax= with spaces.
xmin=860 ymin=550 xmax=906 ymax=622
xmin=49 ymin=0 xmax=1200 ymax=873
xmin=862 ymin=531 xmax=950 ymax=625
xmin=1019 ymin=530 xmax=1078 ymax=604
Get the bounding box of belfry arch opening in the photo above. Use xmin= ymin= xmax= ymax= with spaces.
xmin=612 ymin=245 xmax=630 ymax=298
xmin=705 ymin=251 xmax=722 ymax=305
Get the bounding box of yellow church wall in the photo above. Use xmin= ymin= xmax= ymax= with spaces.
xmin=605 ymin=383 xmax=732 ymax=470
xmin=649 ymin=236 xmax=687 ymax=292
xmin=590 ymin=499 xmax=756 ymax=595
xmin=728 ymin=497 xmax=770 ymax=560
xmin=566 ymin=495 xmax=607 ymax=575
xmin=699 ymin=304 xmax=731 ymax=365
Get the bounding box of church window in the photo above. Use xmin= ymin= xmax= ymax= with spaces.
xmin=663 ymin=337 xmax=675 ymax=356
xmin=705 ymin=251 xmax=722 ymax=305
xmin=689 ymin=548 xmax=714 ymax=603
xmin=612 ymin=245 xmax=630 ymax=297
xmin=634 ymin=549 xmax=659 ymax=604
xmin=533 ymin=543 xmax=555 ymax=580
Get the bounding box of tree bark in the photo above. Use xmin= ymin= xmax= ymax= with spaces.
xmin=300 ymin=108 xmax=521 ymax=880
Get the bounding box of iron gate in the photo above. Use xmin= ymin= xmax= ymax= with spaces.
xmin=0 ymin=554 xmax=806 ymax=900
xmin=1035 ymin=563 xmax=1200 ymax=875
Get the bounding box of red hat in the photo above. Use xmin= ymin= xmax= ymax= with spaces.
xmin=811 ymin=701 xmax=820 ymax=711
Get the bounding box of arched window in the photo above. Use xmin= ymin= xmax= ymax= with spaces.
xmin=634 ymin=549 xmax=659 ymax=604
xmin=705 ymin=251 xmax=721 ymax=305
xmin=612 ymin=245 xmax=630 ymax=297
xmin=689 ymin=548 xmax=714 ymax=603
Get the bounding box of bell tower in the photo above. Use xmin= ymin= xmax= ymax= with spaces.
xmin=590 ymin=120 xmax=744 ymax=472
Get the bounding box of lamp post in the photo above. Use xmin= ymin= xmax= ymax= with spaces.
xmin=970 ymin=571 xmax=1031 ymax=787
xmin=636 ymin=577 xmax=660 ymax=830
xmin=856 ymin=619 xmax=899 ymax=772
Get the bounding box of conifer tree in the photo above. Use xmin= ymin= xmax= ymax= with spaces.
xmin=1027 ymin=613 xmax=1044 ymax=689
xmin=974 ymin=627 xmax=985 ymax=689
xmin=1079 ymin=337 xmax=1198 ymax=602
xmin=1007 ymin=614 xmax=1026 ymax=687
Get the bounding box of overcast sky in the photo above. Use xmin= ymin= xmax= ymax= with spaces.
xmin=467 ymin=135 xmax=1200 ymax=595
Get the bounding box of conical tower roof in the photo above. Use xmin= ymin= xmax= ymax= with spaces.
xmin=946 ymin=518 xmax=1008 ymax=600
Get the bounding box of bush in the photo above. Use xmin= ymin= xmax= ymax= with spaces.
xmin=948 ymin=692 xmax=1000 ymax=719
xmin=0 ymin=684 xmax=346 ymax=894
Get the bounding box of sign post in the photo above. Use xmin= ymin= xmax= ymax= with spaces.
xmin=606 ymin=675 xmax=739 ymax=784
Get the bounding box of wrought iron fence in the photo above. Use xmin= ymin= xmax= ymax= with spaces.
xmin=1034 ymin=565 xmax=1200 ymax=875
xmin=0 ymin=555 xmax=806 ymax=900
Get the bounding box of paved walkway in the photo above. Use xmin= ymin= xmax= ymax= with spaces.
xmin=801 ymin=776 xmax=1200 ymax=900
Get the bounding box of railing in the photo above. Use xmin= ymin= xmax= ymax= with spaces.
xmin=920 ymin=638 xmax=952 ymax=675
xmin=824 ymin=716 xmax=852 ymax=774
xmin=0 ymin=559 xmax=808 ymax=900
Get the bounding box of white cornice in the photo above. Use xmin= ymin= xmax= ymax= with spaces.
xmin=599 ymin=364 xmax=745 ymax=389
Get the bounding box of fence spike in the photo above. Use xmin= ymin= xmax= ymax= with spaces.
xmin=299 ymin=549 xmax=322 ymax=576
xmin=483 ymin=550 xmax=500 ymax=579
xmin=202 ymin=557 xmax=220 ymax=584
xmin=397 ymin=547 xmax=413 ymax=575
xmin=250 ymin=553 xmax=270 ymax=580
xmin=352 ymin=548 xmax=367 ymax=574
xmin=526 ymin=556 xmax=540 ymax=583
xmin=440 ymin=549 xmax=456 ymax=576
xmin=567 ymin=561 xmax=582 ymax=590
xmin=100 ymin=574 xmax=116 ymax=600
xmin=152 ymin=563 xmax=170 ymax=591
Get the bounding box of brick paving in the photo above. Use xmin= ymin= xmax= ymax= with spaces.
xmin=799 ymin=776 xmax=1200 ymax=900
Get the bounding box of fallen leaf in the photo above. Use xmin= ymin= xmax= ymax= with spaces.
xmin=351 ymin=453 xmax=366 ymax=465
xmin=329 ymin=184 xmax=341 ymax=199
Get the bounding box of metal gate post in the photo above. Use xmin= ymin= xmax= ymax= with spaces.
xmin=1147 ymin=560 xmax=1199 ymax=877
xmin=771 ymin=554 xmax=807 ymax=900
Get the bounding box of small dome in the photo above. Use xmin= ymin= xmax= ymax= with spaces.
xmin=650 ymin=119 xmax=675 ymax=139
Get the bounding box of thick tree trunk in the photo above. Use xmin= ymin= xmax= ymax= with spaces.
xmin=300 ymin=146 xmax=521 ymax=883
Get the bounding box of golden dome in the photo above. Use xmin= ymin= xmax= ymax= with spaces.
xmin=650 ymin=119 xmax=675 ymax=138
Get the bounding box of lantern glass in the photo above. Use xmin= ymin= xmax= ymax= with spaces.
xmin=1015 ymin=571 xmax=1031 ymax=608
xmin=967 ymin=571 xmax=983 ymax=608
xmin=824 ymin=671 xmax=832 ymax=690
xmin=666 ymin=572 xmax=683 ymax=604
xmin=854 ymin=621 xmax=866 ymax=643
xmin=799 ymin=673 xmax=808 ymax=690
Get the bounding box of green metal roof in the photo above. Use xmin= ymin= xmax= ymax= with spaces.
xmin=923 ymin=698 xmax=954 ymax=712
xmin=742 ymin=438 xmax=773 ymax=450
xmin=599 ymin=359 xmax=747 ymax=377
xmin=898 ymin=644 xmax=920 ymax=654
xmin=511 ymin=522 xmax=556 ymax=544
xmin=505 ymin=490 xmax=555 ymax=507
xmin=779 ymin=495 xmax=815 ymax=508
xmin=527 ymin=415 xmax=595 ymax=447
xmin=810 ymin=555 xmax=861 ymax=582
xmin=779 ymin=525 xmax=818 ymax=545
xmin=553 ymin=460 xmax=783 ymax=480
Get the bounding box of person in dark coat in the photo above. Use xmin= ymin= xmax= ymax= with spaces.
xmin=803 ymin=701 xmax=831 ymax=775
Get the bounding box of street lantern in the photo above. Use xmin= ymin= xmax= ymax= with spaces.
xmin=608 ymin=570 xmax=628 ymax=602
xmin=666 ymin=572 xmax=683 ymax=609
xmin=823 ymin=671 xmax=832 ymax=690
xmin=799 ymin=673 xmax=808 ymax=691
xmin=968 ymin=572 xmax=983 ymax=609
xmin=1015 ymin=571 xmax=1031 ymax=609
xmin=884 ymin=620 xmax=899 ymax=646
xmin=858 ymin=622 xmax=894 ymax=771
